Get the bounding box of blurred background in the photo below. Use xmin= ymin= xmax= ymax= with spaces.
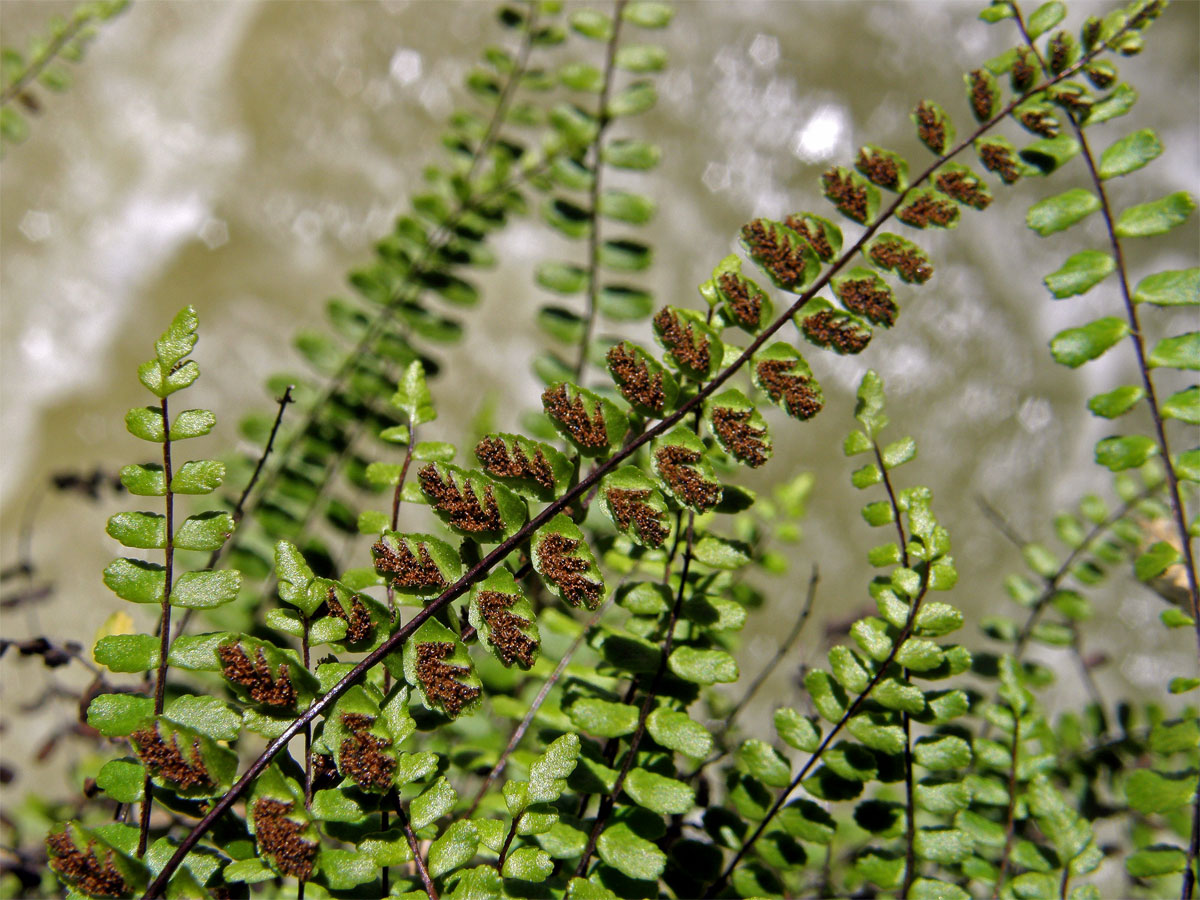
xmin=1 ymin=0 xmax=1196 ymax=815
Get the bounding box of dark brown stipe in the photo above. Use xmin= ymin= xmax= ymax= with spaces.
xmin=131 ymin=726 xmax=213 ymax=791
xmin=536 ymin=532 xmax=604 ymax=608
xmin=416 ymin=642 xmax=480 ymax=716
xmin=605 ymin=488 xmax=670 ymax=546
xmin=476 ymin=590 xmax=538 ymax=666
xmin=978 ymin=141 xmax=1021 ymax=184
xmin=711 ymin=407 xmax=770 ymax=467
xmin=836 ymin=277 xmax=897 ymax=326
xmin=418 ymin=464 xmax=504 ymax=533
xmin=217 ymin=644 xmax=297 ymax=707
xmin=654 ymin=445 xmax=721 ymax=510
xmin=606 ymin=343 xmax=665 ymax=414
xmin=822 ymin=167 xmax=870 ymax=223
xmin=338 ymin=713 xmax=395 ymax=791
xmin=935 ymin=170 xmax=991 ymax=210
xmin=542 ymin=384 xmax=609 ymax=449
xmin=802 ymin=310 xmax=871 ymax=353
xmin=475 ymin=436 xmax=554 ymax=490
xmin=372 ymin=539 xmax=447 ymax=591
xmin=718 ymin=272 xmax=762 ymax=329
xmin=897 ymin=194 xmax=958 ymax=228
xmin=653 ymin=308 xmax=711 ymax=375
xmin=857 ymin=149 xmax=901 ymax=190
xmin=869 ymin=238 xmax=933 ymax=283
xmin=252 ymin=797 xmax=317 ymax=881
xmin=741 ymin=218 xmax=809 ymax=285
xmin=755 ymin=359 xmax=823 ymax=420
xmin=327 ymin=588 xmax=371 ymax=643
xmin=785 ymin=215 xmax=834 ymax=261
xmin=47 ymin=830 xmax=130 ymax=897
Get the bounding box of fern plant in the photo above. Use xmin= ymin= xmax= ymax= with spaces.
xmin=2 ymin=0 xmax=1196 ymax=899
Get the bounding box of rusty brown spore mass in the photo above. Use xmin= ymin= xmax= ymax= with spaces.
xmin=711 ymin=407 xmax=770 ymax=468
xmin=542 ymin=384 xmax=609 ymax=449
xmin=475 ymin=436 xmax=554 ymax=491
xmin=755 ymin=359 xmax=823 ymax=420
xmin=218 ymin=643 xmax=297 ymax=707
xmin=419 ymin=464 xmax=504 ymax=533
xmin=476 ymin=590 xmax=539 ymax=667
xmin=654 ymin=444 xmax=721 ymax=510
xmin=605 ymin=487 xmax=670 ymax=547
xmin=416 ymin=641 xmax=481 ymax=716
xmin=537 ymin=532 xmax=603 ymax=608
xmin=654 ymin=308 xmax=711 ymax=375
xmin=373 ymin=539 xmax=448 ymax=591
xmin=252 ymin=797 xmax=318 ymax=881
xmin=338 ymin=712 xmax=396 ymax=791
xmin=607 ymin=343 xmax=665 ymax=414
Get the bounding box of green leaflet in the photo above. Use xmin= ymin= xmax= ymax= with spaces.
xmin=1026 ymin=188 xmax=1100 ymax=236
xmin=401 ymin=618 xmax=481 ymax=718
xmin=467 ymin=567 xmax=540 ymax=669
xmin=1114 ymin=191 xmax=1196 ymax=237
xmin=1043 ymin=250 xmax=1115 ymax=299
xmin=1133 ymin=268 xmax=1199 ymax=306
xmin=1098 ymin=127 xmax=1162 ymax=179
xmin=1049 ymin=317 xmax=1129 ymax=368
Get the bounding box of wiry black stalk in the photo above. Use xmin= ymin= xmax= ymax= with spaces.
xmin=394 ymin=797 xmax=437 ymax=900
xmin=575 ymin=512 xmax=697 ymax=877
xmin=141 ymin=44 xmax=1129 ymax=896
xmin=574 ymin=0 xmax=628 ymax=381
xmin=992 ymin=708 xmax=1022 ymax=899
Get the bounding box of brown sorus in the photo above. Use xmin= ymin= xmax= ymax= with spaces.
xmin=1019 ymin=109 xmax=1059 ymax=138
xmin=252 ymin=797 xmax=318 ymax=881
xmin=327 ymin=588 xmax=371 ymax=643
xmin=416 ymin=641 xmax=481 ymax=716
xmin=914 ymin=101 xmax=946 ymax=153
xmin=857 ymin=149 xmax=901 ymax=190
xmin=741 ymin=219 xmax=809 ymax=286
xmin=785 ymin=215 xmax=834 ymax=261
xmin=711 ymin=407 xmax=770 ymax=467
xmin=373 ymin=539 xmax=448 ymax=591
xmin=1048 ymin=32 xmax=1070 ymax=73
xmin=476 ymin=590 xmax=539 ymax=667
xmin=977 ymin=141 xmax=1021 ymax=184
xmin=607 ymin=343 xmax=665 ymax=414
xmin=897 ymin=194 xmax=958 ymax=228
xmin=218 ymin=643 xmax=297 ymax=708
xmin=542 ymin=384 xmax=609 ymax=449
xmin=309 ymin=751 xmax=339 ymax=791
xmin=756 ymin=359 xmax=823 ymax=420
xmin=653 ymin=308 xmax=711 ymax=375
xmin=1011 ymin=50 xmax=1036 ymax=91
xmin=130 ymin=725 xmax=213 ymax=791
xmin=419 ymin=464 xmax=504 ymax=533
xmin=47 ymin=829 xmax=130 ymax=897
xmin=338 ymin=713 xmax=396 ymax=791
xmin=718 ymin=272 xmax=762 ymax=329
xmin=475 ymin=436 xmax=554 ymax=491
xmin=654 ymin=444 xmax=721 ymax=510
xmin=968 ymin=69 xmax=993 ymax=120
xmin=868 ymin=238 xmax=933 ymax=283
xmin=836 ymin=277 xmax=897 ymax=327
xmin=802 ymin=310 xmax=871 ymax=354
xmin=822 ymin=168 xmax=871 ymax=223
xmin=605 ymin=488 xmax=670 ymax=547
xmin=536 ymin=532 xmax=603 ymax=608
xmin=935 ymin=170 xmax=992 ymax=210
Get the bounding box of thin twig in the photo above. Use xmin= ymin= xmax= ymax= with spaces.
xmin=993 ymin=709 xmax=1022 ymax=899
xmin=395 ymin=799 xmax=438 ymax=900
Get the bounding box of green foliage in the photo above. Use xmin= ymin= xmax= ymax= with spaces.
xmin=20 ymin=3 xmax=1200 ymax=900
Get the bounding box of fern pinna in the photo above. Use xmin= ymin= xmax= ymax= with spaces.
xmin=38 ymin=2 xmax=1198 ymax=899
